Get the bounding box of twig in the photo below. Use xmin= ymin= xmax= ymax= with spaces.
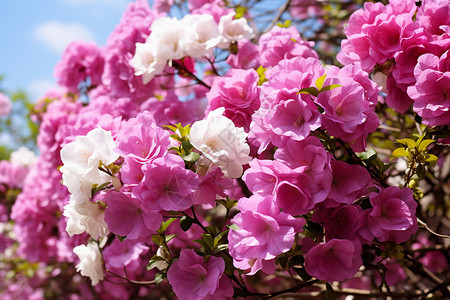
xmin=264 ymin=0 xmax=292 ymax=33
xmin=417 ymin=218 xmax=450 ymax=239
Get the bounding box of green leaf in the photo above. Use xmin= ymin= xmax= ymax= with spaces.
xmin=297 ymin=87 xmax=319 ymax=97
xmin=213 ymin=230 xmax=229 ymax=247
xmin=151 ymin=235 xmax=164 ymax=246
xmin=227 ymin=223 xmax=240 ymax=231
xmin=417 ymin=139 xmax=434 ymax=152
xmin=416 ymin=164 xmax=426 ymax=180
xmin=256 ymin=66 xmax=267 ymax=85
xmin=425 ymin=154 xmax=438 ymax=167
xmin=293 ymin=267 xmax=312 ymax=281
xmin=201 ymin=233 xmax=214 ymax=249
xmin=392 ymin=148 xmax=409 ymax=158
xmin=315 ymin=74 xmax=327 ymax=91
xmin=181 ymin=140 xmax=193 ymax=153
xmin=180 ymin=216 xmax=193 ymax=232
xmin=165 ymin=234 xmax=178 ymax=243
xmin=396 ymin=138 xmax=416 ymax=148
xmin=159 ymin=218 xmax=177 ymax=233
xmin=163 ymin=124 xmax=177 ymax=132
xmin=154 ymin=272 xmax=165 ymax=285
xmin=234 ymin=6 xmax=247 ymax=19
xmin=117 ymin=235 xmax=127 ymax=242
xmin=216 ymin=244 xmax=229 ymax=252
xmin=321 ymin=84 xmax=341 ymax=92
xmin=357 ymin=148 xmax=377 ymax=160
xmin=193 ymin=239 xmax=209 ymax=249
xmin=325 ymin=283 xmax=337 ymax=300
xmin=182 ymin=152 xmax=200 ymax=164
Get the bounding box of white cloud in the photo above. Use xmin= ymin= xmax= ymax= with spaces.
xmin=28 ymin=78 xmax=59 ymax=101
xmin=34 ymin=21 xmax=96 ymax=53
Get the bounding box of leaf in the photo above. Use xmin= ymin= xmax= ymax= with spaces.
xmin=154 ymin=272 xmax=165 ymax=285
xmin=325 ymin=283 xmax=337 ymax=300
xmin=163 ymin=124 xmax=177 ymax=132
xmin=117 ymin=235 xmax=127 ymax=242
xmin=170 ymin=134 xmax=181 ymax=142
xmin=182 ymin=152 xmax=200 ymax=164
xmin=417 ymin=139 xmax=434 ymax=152
xmin=392 ymin=148 xmax=409 ymax=158
xmin=234 ymin=6 xmax=247 ymax=19
xmin=147 ymin=255 xmax=165 ymax=271
xmin=321 ymin=84 xmax=341 ymax=92
xmin=159 ymin=218 xmax=177 ymax=233
xmin=152 ymin=235 xmax=164 ymax=246
xmin=357 ymin=148 xmax=377 ymax=160
xmin=416 ymin=164 xmax=426 ymax=181
xmin=425 ymin=154 xmax=438 ymax=167
xmin=396 ymin=138 xmax=416 ymax=148
xmin=180 ymin=216 xmax=193 ymax=232
xmin=315 ymin=74 xmax=327 ymax=90
xmin=201 ymin=233 xmax=214 ymax=249
xmin=297 ymin=87 xmax=319 ymax=97
xmin=293 ymin=267 xmax=312 ymax=281
xmin=165 ymin=234 xmax=178 ymax=243
xmin=213 ymin=230 xmax=229 ymax=247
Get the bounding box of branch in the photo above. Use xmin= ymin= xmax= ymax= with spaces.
xmin=417 ymin=217 xmax=450 ymax=239
xmin=264 ymin=0 xmax=292 ymax=33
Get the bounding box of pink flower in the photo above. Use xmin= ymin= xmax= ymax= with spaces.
xmin=226 ymin=39 xmax=260 ymax=70
xmin=54 ymin=42 xmax=105 ymax=93
xmin=408 ymin=51 xmax=450 ymax=126
xmin=365 ymin=187 xmax=418 ymax=243
xmin=206 ymin=68 xmax=261 ymax=131
xmin=317 ymin=66 xmax=379 ymax=152
xmin=228 ymin=195 xmax=305 ymax=260
xmin=305 ymin=239 xmax=362 ymax=282
xmin=326 ymin=160 xmax=371 ymax=205
xmin=167 ymin=249 xmax=233 ymax=300
xmin=133 ymin=155 xmax=199 ymax=212
xmin=275 ymin=136 xmax=333 ymax=205
xmin=0 ymin=93 xmax=12 ymax=116
xmin=417 ymin=0 xmax=450 ymax=36
xmin=259 ymin=26 xmax=318 ymax=68
xmin=104 ymin=191 xmax=162 ymax=240
xmin=312 ymin=204 xmax=363 ymax=241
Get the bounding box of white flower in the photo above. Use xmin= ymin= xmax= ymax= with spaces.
xmin=63 ymin=199 xmax=109 ymax=239
xmin=60 ymin=127 xmax=119 ymax=203
xmin=190 ymin=108 xmax=251 ymax=178
xmin=10 ymin=146 xmax=37 ymax=167
xmin=73 ymin=243 xmax=104 ymax=286
xmin=179 ymin=14 xmax=220 ymax=58
xmin=131 ymin=42 xmax=166 ymax=84
xmin=216 ymin=12 xmax=255 ymax=48
xmin=150 ymin=17 xmax=186 ymax=61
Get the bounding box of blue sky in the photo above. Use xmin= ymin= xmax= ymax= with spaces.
xmin=0 ymin=0 xmax=141 ymax=101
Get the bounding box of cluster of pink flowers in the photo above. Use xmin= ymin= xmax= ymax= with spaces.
xmin=338 ymin=0 xmax=450 ymax=124
xmin=3 ymin=0 xmax=448 ymax=299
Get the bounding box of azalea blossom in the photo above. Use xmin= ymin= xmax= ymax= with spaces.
xmin=190 ymin=108 xmax=251 ymax=178
xmin=73 ymin=242 xmax=105 ymax=286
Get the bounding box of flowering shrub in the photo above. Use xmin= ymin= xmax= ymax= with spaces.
xmin=0 ymin=0 xmax=449 ymax=299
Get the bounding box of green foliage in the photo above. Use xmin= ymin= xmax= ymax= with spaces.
xmin=297 ymin=74 xmax=341 ymax=97
xmin=256 ymin=65 xmax=268 ymax=86
xmin=164 ymin=123 xmax=200 ymax=168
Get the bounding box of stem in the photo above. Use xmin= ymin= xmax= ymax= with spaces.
xmin=264 ymin=0 xmax=292 ymax=33
xmin=417 ymin=218 xmax=450 ymax=239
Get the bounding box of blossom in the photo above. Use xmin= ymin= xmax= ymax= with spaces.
xmin=54 ymin=41 xmax=105 ymax=93
xmin=215 ymin=11 xmax=255 ymax=48
xmin=60 ymin=127 xmax=119 ymax=203
xmin=104 ymin=191 xmax=162 ymax=240
xmin=0 ymin=92 xmax=12 ymax=116
xmin=133 ymin=155 xmax=199 ymax=211
xmin=190 ymin=107 xmax=251 ymax=178
xmin=63 ymin=199 xmax=109 ymax=239
xmin=305 ymin=239 xmax=362 ymax=282
xmin=364 ymin=186 xmax=418 ymax=243
xmin=10 ymin=146 xmax=37 ymax=167
xmin=228 ymin=194 xmax=305 ymax=260
xmin=206 ymin=68 xmax=261 ymax=131
xmin=259 ymin=26 xmax=318 ymax=68
xmin=73 ymin=243 xmax=104 ymax=286
xmin=167 ymin=249 xmax=233 ymax=300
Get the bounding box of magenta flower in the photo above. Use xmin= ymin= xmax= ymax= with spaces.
xmin=305 ymin=239 xmax=362 ymax=282
xmin=104 ymin=191 xmax=162 ymax=240
xmin=365 ymin=187 xmax=418 ymax=243
xmin=408 ymin=51 xmax=450 ymax=126
xmin=167 ymin=249 xmax=233 ymax=300
xmin=206 ymin=68 xmax=261 ymax=131
xmin=133 ymin=155 xmax=199 ymax=212
xmin=228 ymin=195 xmax=305 ymax=260
xmin=54 ymin=42 xmax=105 ymax=93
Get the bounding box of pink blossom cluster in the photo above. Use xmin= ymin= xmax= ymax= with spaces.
xmin=3 ymin=0 xmax=438 ymax=299
xmin=338 ymin=0 xmax=450 ymax=125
